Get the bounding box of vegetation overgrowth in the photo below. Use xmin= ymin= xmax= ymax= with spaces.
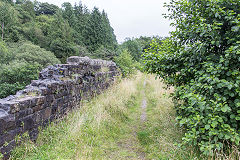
xmin=10 ymin=73 xmax=201 ymax=159
xmin=144 ymin=0 xmax=240 ymax=155
xmin=2 ymin=0 xmax=239 ymax=158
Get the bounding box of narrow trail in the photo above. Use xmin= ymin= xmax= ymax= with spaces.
xmin=116 ymin=79 xmax=148 ymax=160
xmin=140 ymin=80 xmax=147 ymax=123
xmin=11 ymin=73 xmax=188 ymax=160
xmin=138 ymin=80 xmax=147 ymax=159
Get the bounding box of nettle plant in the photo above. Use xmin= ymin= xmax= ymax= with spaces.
xmin=143 ymin=0 xmax=240 ymax=155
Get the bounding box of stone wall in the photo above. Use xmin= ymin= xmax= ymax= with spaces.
xmin=0 ymin=56 xmax=120 ymax=159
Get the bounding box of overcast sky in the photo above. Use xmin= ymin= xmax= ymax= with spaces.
xmin=38 ymin=0 xmax=174 ymax=43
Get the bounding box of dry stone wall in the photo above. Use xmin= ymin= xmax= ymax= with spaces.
xmin=0 ymin=56 xmax=120 ymax=159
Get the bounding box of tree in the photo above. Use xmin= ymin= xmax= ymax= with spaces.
xmin=121 ymin=38 xmax=142 ymax=61
xmin=101 ymin=10 xmax=117 ymax=50
xmin=144 ymin=0 xmax=240 ymax=154
xmin=11 ymin=41 xmax=60 ymax=67
xmin=0 ymin=1 xmax=20 ymax=41
xmin=35 ymin=2 xmax=59 ymax=15
xmin=48 ymin=11 xmax=77 ymax=62
xmin=62 ymin=2 xmax=76 ymax=27
xmin=85 ymin=7 xmax=105 ymax=52
xmin=73 ymin=2 xmax=90 ymax=45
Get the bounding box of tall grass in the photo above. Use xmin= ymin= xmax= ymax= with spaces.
xmin=10 ymin=72 xmax=238 ymax=160
xmin=10 ymin=73 xmax=143 ymax=160
xmin=136 ymin=74 xmax=200 ymax=159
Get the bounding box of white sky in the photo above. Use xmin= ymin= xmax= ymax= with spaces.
xmin=37 ymin=0 xmax=174 ymax=43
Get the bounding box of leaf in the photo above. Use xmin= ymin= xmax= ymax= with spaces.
xmin=232 ymin=26 xmax=239 ymax=32
xmin=225 ymin=135 xmax=230 ymax=139
xmin=205 ymin=125 xmax=210 ymax=130
xmin=221 ymin=105 xmax=231 ymax=112
xmin=211 ymin=121 xmax=218 ymax=128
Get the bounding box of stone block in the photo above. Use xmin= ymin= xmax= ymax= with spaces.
xmin=32 ymin=105 xmax=44 ymax=113
xmin=36 ymin=96 xmax=45 ymax=105
xmin=0 ymin=139 xmax=16 ymax=156
xmin=45 ymin=95 xmax=54 ymax=103
xmin=0 ymin=128 xmax=22 ymax=146
xmin=17 ymin=114 xmax=35 ymax=131
xmin=0 ymin=115 xmax=15 ymax=134
xmin=2 ymin=102 xmax=20 ymax=114
xmin=15 ymin=108 xmax=33 ymax=120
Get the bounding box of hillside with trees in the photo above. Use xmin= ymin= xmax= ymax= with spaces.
xmin=0 ymin=0 xmax=155 ymax=99
xmin=0 ymin=0 xmax=120 ymax=98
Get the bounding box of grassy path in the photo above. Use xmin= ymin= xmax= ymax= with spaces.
xmin=10 ymin=72 xmax=198 ymax=160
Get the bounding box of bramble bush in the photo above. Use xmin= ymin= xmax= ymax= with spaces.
xmin=143 ymin=0 xmax=240 ymax=155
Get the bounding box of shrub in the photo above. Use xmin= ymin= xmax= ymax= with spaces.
xmin=144 ymin=0 xmax=240 ymax=155
xmin=114 ymin=49 xmax=136 ymax=77
xmin=12 ymin=41 xmax=60 ymax=67
xmin=74 ymin=45 xmax=90 ymax=57
xmin=0 ymin=61 xmax=41 ymax=98
xmin=0 ymin=41 xmax=60 ymax=98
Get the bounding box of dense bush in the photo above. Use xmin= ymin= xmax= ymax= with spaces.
xmin=0 ymin=41 xmax=60 ymax=98
xmin=10 ymin=41 xmax=60 ymax=67
xmin=0 ymin=61 xmax=41 ymax=98
xmin=114 ymin=49 xmax=136 ymax=77
xmin=144 ymin=0 xmax=240 ymax=154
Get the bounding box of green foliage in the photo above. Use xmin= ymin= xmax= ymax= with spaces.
xmin=144 ymin=0 xmax=240 ymax=155
xmin=120 ymin=36 xmax=162 ymax=62
xmin=120 ymin=38 xmax=142 ymax=61
xmin=0 ymin=1 xmax=117 ymax=63
xmin=0 ymin=60 xmax=41 ymax=98
xmin=15 ymin=0 xmax=35 ymax=24
xmin=62 ymin=2 xmax=77 ymax=27
xmin=114 ymin=50 xmax=136 ymax=77
xmin=10 ymin=41 xmax=60 ymax=67
xmin=92 ymin=45 xmax=117 ymax=60
xmin=35 ymin=2 xmax=59 ymax=15
xmin=84 ymin=7 xmax=117 ymax=52
xmin=0 ymin=41 xmax=60 ymax=98
xmin=49 ymin=39 xmax=77 ymax=63
xmin=0 ymin=0 xmax=118 ymax=98
xmin=0 ymin=1 xmax=20 ymax=41
xmin=0 ymin=41 xmax=11 ymax=64
xmin=75 ymin=45 xmax=90 ymax=57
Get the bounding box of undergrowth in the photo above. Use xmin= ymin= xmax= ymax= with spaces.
xmin=10 ymin=72 xmax=235 ymax=159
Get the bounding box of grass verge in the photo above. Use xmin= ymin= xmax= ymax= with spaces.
xmin=10 ymin=73 xmax=144 ymax=160
xmin=11 ymin=72 xmax=236 ymax=160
